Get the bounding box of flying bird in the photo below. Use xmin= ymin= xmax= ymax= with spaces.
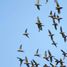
xmin=17 ymin=57 xmax=24 ymax=67
xmin=24 ymin=56 xmax=30 ymax=67
xmin=55 ymin=0 xmax=63 ymax=14
xmin=36 ymin=17 xmax=44 ymax=32
xmin=23 ymin=28 xmax=29 ymax=38
xmin=17 ymin=44 xmax=24 ymax=52
xmin=60 ymin=26 xmax=67 ymax=42
xmin=43 ymin=51 xmax=49 ymax=61
xmin=50 ymin=63 xmax=57 ymax=67
xmin=35 ymin=0 xmax=41 ymax=10
xmin=52 ymin=40 xmax=57 ymax=47
xmin=48 ymin=29 xmax=54 ymax=41
xmin=61 ymin=49 xmax=67 ymax=60
xmin=33 ymin=59 xmax=39 ymax=67
xmin=48 ymin=50 xmax=54 ymax=62
xmin=49 ymin=11 xmax=53 ymax=18
xmin=56 ymin=15 xmax=62 ymax=23
xmin=34 ymin=48 xmax=40 ymax=57
xmin=43 ymin=64 xmax=50 ymax=67
xmin=45 ymin=0 xmax=48 ymax=4
xmin=31 ymin=61 xmax=35 ymax=67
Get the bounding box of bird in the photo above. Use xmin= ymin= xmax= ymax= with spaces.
xmin=48 ymin=29 xmax=54 ymax=41
xmin=60 ymin=26 xmax=67 ymax=42
xmin=52 ymin=20 xmax=58 ymax=30
xmin=31 ymin=61 xmax=35 ymax=67
xmin=17 ymin=44 xmax=24 ymax=52
xmin=56 ymin=15 xmax=62 ymax=23
xmin=50 ymin=63 xmax=57 ymax=67
xmin=43 ymin=64 xmax=50 ymax=67
xmin=24 ymin=56 xmax=30 ymax=67
xmin=43 ymin=51 xmax=49 ymax=61
xmin=55 ymin=0 xmax=63 ymax=14
xmin=54 ymin=58 xmax=60 ymax=65
xmin=17 ymin=57 xmax=24 ymax=67
xmin=61 ymin=49 xmax=67 ymax=60
xmin=23 ymin=28 xmax=29 ymax=38
xmin=49 ymin=11 xmax=53 ymax=18
xmin=52 ymin=40 xmax=57 ymax=47
xmin=34 ymin=48 xmax=40 ymax=57
xmin=48 ymin=50 xmax=54 ymax=62
xmin=35 ymin=0 xmax=41 ymax=10
xmin=59 ymin=58 xmax=64 ymax=66
xmin=33 ymin=59 xmax=39 ymax=67
xmin=36 ymin=17 xmax=44 ymax=32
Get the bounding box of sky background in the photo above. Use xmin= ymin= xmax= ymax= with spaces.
xmin=0 ymin=0 xmax=67 ymax=67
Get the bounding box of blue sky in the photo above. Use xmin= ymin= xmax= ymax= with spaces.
xmin=0 ymin=0 xmax=67 ymax=67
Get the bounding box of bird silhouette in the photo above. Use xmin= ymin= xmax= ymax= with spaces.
xmin=24 ymin=56 xmax=30 ymax=67
xmin=55 ymin=0 xmax=63 ymax=14
xmin=48 ymin=29 xmax=54 ymax=41
xmin=61 ymin=49 xmax=67 ymax=60
xmin=36 ymin=17 xmax=44 ymax=32
xmin=17 ymin=57 xmax=24 ymax=67
xmin=23 ymin=28 xmax=29 ymax=38
xmin=50 ymin=63 xmax=57 ymax=67
xmin=35 ymin=0 xmax=41 ymax=10
xmin=31 ymin=61 xmax=35 ymax=67
xmin=52 ymin=40 xmax=57 ymax=47
xmin=48 ymin=50 xmax=54 ymax=62
xmin=43 ymin=64 xmax=50 ymax=67
xmin=56 ymin=15 xmax=62 ymax=23
xmin=33 ymin=59 xmax=39 ymax=67
xmin=45 ymin=0 xmax=48 ymax=4
xmin=17 ymin=44 xmax=24 ymax=52
xmin=34 ymin=48 xmax=40 ymax=57
xmin=43 ymin=51 xmax=49 ymax=61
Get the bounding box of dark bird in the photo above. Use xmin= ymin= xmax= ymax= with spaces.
xmin=59 ymin=58 xmax=64 ymax=66
xmin=61 ymin=49 xmax=67 ymax=60
xmin=60 ymin=26 xmax=67 ymax=42
xmin=54 ymin=58 xmax=60 ymax=65
xmin=33 ymin=59 xmax=39 ymax=67
xmin=43 ymin=51 xmax=49 ymax=61
xmin=55 ymin=0 xmax=63 ymax=14
xmin=43 ymin=64 xmax=50 ymax=67
xmin=56 ymin=15 xmax=62 ymax=23
xmin=52 ymin=21 xmax=58 ymax=30
xmin=17 ymin=57 xmax=24 ymax=67
xmin=34 ymin=48 xmax=40 ymax=57
xmin=31 ymin=61 xmax=35 ymax=67
xmin=48 ymin=50 xmax=54 ymax=62
xmin=48 ymin=29 xmax=54 ymax=41
xmin=49 ymin=11 xmax=53 ymax=18
xmin=35 ymin=0 xmax=41 ymax=10
xmin=52 ymin=40 xmax=57 ymax=47
xmin=23 ymin=28 xmax=29 ymax=38
xmin=50 ymin=63 xmax=57 ymax=67
xmin=17 ymin=44 xmax=24 ymax=52
xmin=36 ymin=17 xmax=44 ymax=32
xmin=24 ymin=56 xmax=30 ymax=67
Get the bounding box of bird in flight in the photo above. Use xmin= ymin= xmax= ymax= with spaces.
xmin=45 ymin=0 xmax=48 ymax=4
xmin=43 ymin=51 xmax=49 ymax=61
xmin=17 ymin=57 xmax=24 ymax=67
xmin=61 ymin=49 xmax=67 ymax=60
xmin=24 ymin=56 xmax=30 ymax=67
xmin=34 ymin=48 xmax=40 ymax=57
xmin=55 ymin=0 xmax=63 ymax=14
xmin=60 ymin=26 xmax=67 ymax=42
xmin=48 ymin=29 xmax=54 ymax=41
xmin=33 ymin=59 xmax=39 ymax=67
xmin=17 ymin=44 xmax=24 ymax=52
xmin=31 ymin=61 xmax=35 ymax=67
xmin=43 ymin=64 xmax=50 ymax=67
xmin=48 ymin=50 xmax=54 ymax=62
xmin=36 ymin=17 xmax=44 ymax=32
xmin=56 ymin=15 xmax=62 ymax=23
xmin=23 ymin=28 xmax=29 ymax=38
xmin=35 ymin=0 xmax=41 ymax=10
xmin=52 ymin=40 xmax=57 ymax=47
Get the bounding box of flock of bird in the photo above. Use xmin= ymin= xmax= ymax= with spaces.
xmin=17 ymin=0 xmax=67 ymax=67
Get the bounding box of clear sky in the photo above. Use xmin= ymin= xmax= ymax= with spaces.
xmin=0 ymin=0 xmax=67 ymax=67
